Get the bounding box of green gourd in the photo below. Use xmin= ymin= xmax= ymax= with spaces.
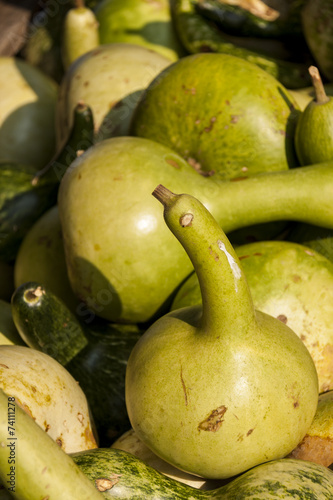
xmin=61 ymin=0 xmax=100 ymax=70
xmin=131 ymin=52 xmax=300 ymax=181
xmin=295 ymin=66 xmax=333 ymax=165
xmin=0 ymin=389 xmax=103 ymax=500
xmin=71 ymin=448 xmax=333 ymax=498
xmin=10 ymin=282 xmax=142 ymax=446
xmin=193 ymin=0 xmax=305 ymax=39
xmin=169 ymin=0 xmax=311 ymax=89
xmin=171 ymin=239 xmax=333 ymax=393
xmin=125 ymin=185 xmax=318 ymax=479
xmin=94 ymin=0 xmax=185 ymax=62
xmin=0 ymin=101 xmax=94 ymax=263
xmin=58 ymin=136 xmax=333 ymax=324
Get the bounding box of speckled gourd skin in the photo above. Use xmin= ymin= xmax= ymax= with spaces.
xmin=125 ymin=188 xmax=318 ymax=479
xmin=0 ymin=345 xmax=97 ymax=454
xmin=55 ymin=43 xmax=171 ymax=147
xmin=71 ymin=447 xmax=333 ymax=499
xmin=131 ymin=52 xmax=300 ymax=180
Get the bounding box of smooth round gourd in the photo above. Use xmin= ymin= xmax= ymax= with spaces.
xmin=14 ymin=206 xmax=79 ymax=313
xmin=131 ymin=52 xmax=300 ymax=180
xmin=55 ymin=43 xmax=172 ymax=146
xmin=95 ymin=0 xmax=184 ymax=62
xmin=171 ymin=240 xmax=333 ymax=393
xmin=0 ymin=57 xmax=58 ymax=169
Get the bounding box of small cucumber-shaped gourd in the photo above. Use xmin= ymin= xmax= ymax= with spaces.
xmin=194 ymin=0 xmax=304 ymax=39
xmin=295 ymin=66 xmax=333 ymax=165
xmin=0 ymin=102 xmax=94 ymax=262
xmin=0 ymin=389 xmax=103 ymax=500
xmin=71 ymin=447 xmax=333 ymax=499
xmin=289 ymin=390 xmax=333 ymax=467
xmin=0 ymin=345 xmax=98 ymax=453
xmin=61 ymin=0 xmax=100 ymax=70
xmin=170 ymin=0 xmax=311 ymax=88
xmin=125 ymin=185 xmax=318 ymax=479
xmin=11 ymin=282 xmax=142 ymax=446
xmin=11 ymin=282 xmax=88 ymax=365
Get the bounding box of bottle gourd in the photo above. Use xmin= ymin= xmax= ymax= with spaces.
xmin=125 ymin=185 xmax=319 ymax=480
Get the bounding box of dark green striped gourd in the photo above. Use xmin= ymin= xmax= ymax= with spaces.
xmin=71 ymin=447 xmax=333 ymax=499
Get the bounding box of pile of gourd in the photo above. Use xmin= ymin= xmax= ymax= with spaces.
xmin=1 ymin=0 xmax=333 ymax=498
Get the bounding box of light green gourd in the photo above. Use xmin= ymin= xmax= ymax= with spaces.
xmin=295 ymin=66 xmax=333 ymax=165
xmin=125 ymin=185 xmax=318 ymax=479
xmin=61 ymin=0 xmax=100 ymax=70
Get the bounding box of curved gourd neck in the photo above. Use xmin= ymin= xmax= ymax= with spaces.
xmin=197 ymin=161 xmax=333 ymax=234
xmin=153 ymin=185 xmax=257 ymax=334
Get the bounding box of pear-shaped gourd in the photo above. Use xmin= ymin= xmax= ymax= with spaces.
xmin=56 ymin=43 xmax=172 ymax=146
xmin=171 ymin=240 xmax=333 ymax=393
xmin=289 ymin=390 xmax=333 ymax=467
xmin=295 ymin=66 xmax=333 ymax=165
xmin=0 ymin=390 xmax=103 ymax=500
xmin=125 ymin=185 xmax=318 ymax=479
xmin=0 ymin=57 xmax=58 ymax=169
xmin=0 ymin=345 xmax=97 ymax=453
xmin=58 ymin=136 xmax=333 ymax=324
xmin=61 ymin=0 xmax=100 ymax=70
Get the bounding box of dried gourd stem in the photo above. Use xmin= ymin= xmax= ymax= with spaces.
xmin=74 ymin=0 xmax=85 ymax=8
xmin=309 ymin=66 xmax=330 ymax=105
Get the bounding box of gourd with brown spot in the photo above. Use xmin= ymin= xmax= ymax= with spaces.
xmin=131 ymin=52 xmax=300 ymax=181
xmin=125 ymin=185 xmax=318 ymax=479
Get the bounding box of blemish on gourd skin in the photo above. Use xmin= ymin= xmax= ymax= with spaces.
xmin=96 ymin=475 xmax=121 ymax=491
xmin=277 ymin=314 xmax=288 ymax=324
xmin=198 ymin=405 xmax=227 ymax=432
xmin=180 ymin=366 xmax=188 ymax=406
xmin=166 ymin=158 xmax=181 ymax=169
